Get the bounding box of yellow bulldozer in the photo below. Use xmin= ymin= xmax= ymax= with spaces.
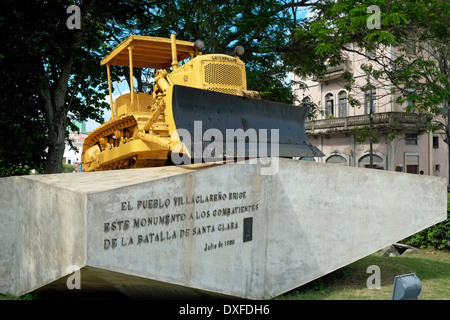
xmin=81 ymin=34 xmax=322 ymax=171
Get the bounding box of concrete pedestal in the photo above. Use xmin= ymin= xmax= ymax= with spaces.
xmin=0 ymin=159 xmax=446 ymax=299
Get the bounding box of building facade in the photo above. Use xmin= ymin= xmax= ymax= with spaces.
xmin=63 ymin=131 xmax=87 ymax=172
xmin=293 ymin=45 xmax=448 ymax=181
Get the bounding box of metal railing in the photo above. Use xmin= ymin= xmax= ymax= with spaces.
xmin=305 ymin=112 xmax=428 ymax=131
xmin=313 ymin=60 xmax=352 ymax=81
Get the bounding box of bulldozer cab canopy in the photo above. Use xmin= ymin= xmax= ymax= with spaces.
xmin=100 ymin=35 xmax=196 ymax=69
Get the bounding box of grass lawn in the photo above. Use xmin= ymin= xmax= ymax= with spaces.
xmin=275 ymin=248 xmax=450 ymax=300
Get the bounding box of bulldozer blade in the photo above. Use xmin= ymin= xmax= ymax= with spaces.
xmin=171 ymin=85 xmax=324 ymax=161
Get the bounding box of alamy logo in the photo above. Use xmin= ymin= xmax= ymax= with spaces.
xmin=171 ymin=121 xmax=280 ymax=175
xmin=66 ymin=265 xmax=81 ymax=290
xmin=66 ymin=5 xmax=81 ymax=30
xmin=367 ymin=5 xmax=381 ymax=30
xmin=366 ymin=265 xmax=381 ymax=289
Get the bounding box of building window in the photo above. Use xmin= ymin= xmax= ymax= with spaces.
xmin=433 ymin=136 xmax=439 ymax=148
xmin=300 ymin=156 xmax=316 ymax=162
xmin=364 ymin=87 xmax=377 ymax=114
xmin=325 ymin=93 xmax=334 ymax=117
xmin=358 ymin=154 xmax=384 ymax=170
xmin=405 ymin=153 xmax=419 ymax=174
xmin=405 ymin=134 xmax=418 ymax=145
xmin=338 ymin=91 xmax=348 ymax=117
xmin=326 ymin=155 xmax=347 ymax=166
xmin=405 ymin=35 xmax=417 ymax=55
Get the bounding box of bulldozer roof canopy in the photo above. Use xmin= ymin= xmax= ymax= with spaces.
xmin=101 ymin=35 xmax=196 ymax=69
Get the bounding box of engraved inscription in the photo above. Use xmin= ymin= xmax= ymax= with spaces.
xmin=103 ymin=190 xmax=257 ymax=252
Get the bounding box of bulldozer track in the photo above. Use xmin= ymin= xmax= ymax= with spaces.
xmin=95 ymin=157 xmax=166 ymax=171
xmin=84 ymin=114 xmax=137 ymax=147
xmin=83 ymin=99 xmax=170 ymax=172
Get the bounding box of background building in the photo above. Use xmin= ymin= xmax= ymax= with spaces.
xmin=294 ymin=45 xmax=448 ymax=181
xmin=63 ymin=121 xmax=88 ymax=172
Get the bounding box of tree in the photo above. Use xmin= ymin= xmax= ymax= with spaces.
xmin=0 ymin=0 xmax=142 ymax=174
xmin=109 ymin=0 xmax=316 ymax=103
xmin=284 ymin=0 xmax=450 ymax=179
xmin=0 ymin=52 xmax=48 ymax=176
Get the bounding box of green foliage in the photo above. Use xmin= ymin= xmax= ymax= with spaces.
xmin=286 ymin=0 xmax=450 ymax=130
xmin=427 ymin=218 xmax=450 ymax=250
xmin=114 ymin=0 xmax=299 ymax=103
xmin=404 ymin=216 xmax=450 ymax=250
xmin=0 ymin=0 xmax=122 ymax=173
xmin=403 ymin=194 xmax=450 ymax=250
xmin=62 ymin=163 xmax=76 ymax=173
xmin=0 ymin=293 xmax=37 ymax=300
xmin=354 ymin=125 xmax=380 ymax=144
xmin=0 ymin=162 xmax=32 ymax=177
xmin=245 ymin=52 xmax=294 ymax=103
xmin=0 ymin=44 xmax=47 ymax=176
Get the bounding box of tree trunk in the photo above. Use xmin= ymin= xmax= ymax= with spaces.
xmin=44 ymin=118 xmax=68 ymax=174
xmin=37 ymin=70 xmax=73 ymax=174
xmin=33 ymin=29 xmax=81 ymax=174
xmin=33 ymin=56 xmax=75 ymax=173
